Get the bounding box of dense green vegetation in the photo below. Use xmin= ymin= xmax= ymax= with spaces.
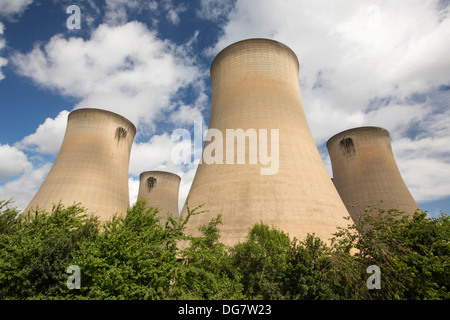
xmin=0 ymin=199 xmax=448 ymax=300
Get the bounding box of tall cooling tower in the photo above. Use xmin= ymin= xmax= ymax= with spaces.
xmin=327 ymin=126 xmax=418 ymax=224
xmin=137 ymin=171 xmax=180 ymax=218
xmin=181 ymin=39 xmax=351 ymax=246
xmin=25 ymin=108 xmax=136 ymax=221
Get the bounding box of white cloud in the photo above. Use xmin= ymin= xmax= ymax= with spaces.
xmin=0 ymin=22 xmax=7 ymax=80
xmin=166 ymin=4 xmax=186 ymax=25
xmin=0 ymin=144 xmax=33 ymax=182
xmin=7 ymin=0 xmax=449 ymax=212
xmin=0 ymin=0 xmax=33 ymax=20
xmin=166 ymin=9 xmax=179 ymax=25
xmin=0 ymin=110 xmax=67 ymax=209
xmin=397 ymin=157 xmax=450 ymax=203
xmin=390 ymin=105 xmax=450 ymax=203
xmin=169 ymin=92 xmax=208 ymax=127
xmin=0 ymin=0 xmax=34 ymax=79
xmin=307 ymin=99 xmax=365 ymax=144
xmin=128 ymin=176 xmax=139 ymax=207
xmin=170 ymin=104 xmax=204 ymax=126
xmin=103 ymin=0 xmax=143 ymax=25
xmin=0 ymin=162 xmax=51 ymax=211
xmin=128 ymin=131 xmax=200 ymax=213
xmin=11 ymin=21 xmax=201 ymax=129
xmin=9 ymin=21 xmax=206 ymax=211
xmin=129 ymin=132 xmax=183 ymax=176
xmin=196 ymin=0 xmax=235 ymax=21
xmin=16 ymin=110 xmax=69 ymax=155
xmin=101 ymin=0 xmax=186 ymax=27
xmin=208 ymin=0 xmax=450 ymax=108
xmin=363 ymin=102 xmax=432 ymax=140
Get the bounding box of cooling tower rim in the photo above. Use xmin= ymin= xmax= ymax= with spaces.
xmin=326 ymin=126 xmax=390 ymax=149
xmin=69 ymin=108 xmax=137 ymax=134
xmin=210 ymin=38 xmax=300 ymax=73
xmin=139 ymin=170 xmax=181 ymax=181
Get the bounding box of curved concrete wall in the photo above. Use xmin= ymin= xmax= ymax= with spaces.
xmin=137 ymin=171 xmax=180 ymax=218
xmin=182 ymin=38 xmax=351 ymax=246
xmin=25 ymin=108 xmax=136 ymax=221
xmin=327 ymin=126 xmax=419 ymax=224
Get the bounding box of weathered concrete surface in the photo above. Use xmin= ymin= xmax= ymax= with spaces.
xmin=25 ymin=108 xmax=136 ymax=221
xmin=137 ymin=171 xmax=180 ymax=219
xmin=327 ymin=126 xmax=419 ymax=225
xmin=182 ymin=39 xmax=351 ymax=247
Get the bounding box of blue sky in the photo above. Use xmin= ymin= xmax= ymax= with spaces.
xmin=0 ymin=0 xmax=449 ymax=217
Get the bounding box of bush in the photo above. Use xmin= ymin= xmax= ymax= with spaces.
xmin=0 ymin=199 xmax=448 ymax=300
xmin=0 ymin=201 xmax=99 ymax=299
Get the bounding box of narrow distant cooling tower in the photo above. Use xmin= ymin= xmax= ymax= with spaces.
xmin=137 ymin=171 xmax=180 ymax=218
xmin=181 ymin=39 xmax=351 ymax=246
xmin=327 ymin=127 xmax=418 ymax=224
xmin=25 ymin=108 xmax=136 ymax=221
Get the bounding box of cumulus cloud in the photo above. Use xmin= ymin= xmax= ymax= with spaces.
xmin=128 ymin=132 xmax=197 ymax=213
xmin=170 ymin=104 xmax=205 ymax=126
xmin=129 ymin=133 xmax=180 ymax=176
xmin=128 ymin=127 xmax=202 ymax=213
xmin=11 ymin=21 xmax=202 ymax=128
xmin=397 ymin=157 xmax=450 ymax=203
xmin=0 ymin=162 xmax=51 ymax=211
xmin=103 ymin=0 xmax=146 ymax=25
xmin=0 ymin=144 xmax=33 ymax=182
xmin=16 ymin=110 xmax=69 ymax=155
xmin=364 ymin=103 xmax=432 ymax=138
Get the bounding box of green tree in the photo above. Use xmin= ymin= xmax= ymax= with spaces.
xmin=174 ymin=212 xmax=244 ymax=299
xmin=230 ymin=223 xmax=291 ymax=299
xmin=68 ymin=199 xmax=189 ymax=299
xmin=0 ymin=202 xmax=100 ymax=299
xmin=282 ymin=234 xmax=340 ymax=300
xmin=0 ymin=199 xmax=243 ymax=300
xmin=67 ymin=200 xmax=242 ymax=299
xmin=1 ymin=197 xmax=448 ymax=300
xmin=329 ymin=207 xmax=450 ymax=300
xmin=0 ymin=200 xmax=21 ymax=235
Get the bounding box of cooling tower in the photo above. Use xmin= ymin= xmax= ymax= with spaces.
xmin=327 ymin=126 xmax=419 ymax=224
xmin=181 ymin=39 xmax=351 ymax=246
xmin=25 ymin=108 xmax=136 ymax=221
xmin=137 ymin=171 xmax=180 ymax=219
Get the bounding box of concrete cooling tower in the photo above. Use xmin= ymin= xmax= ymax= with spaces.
xmin=137 ymin=171 xmax=180 ymax=219
xmin=25 ymin=108 xmax=136 ymax=221
xmin=327 ymin=126 xmax=418 ymax=224
xmin=181 ymin=38 xmax=352 ymax=246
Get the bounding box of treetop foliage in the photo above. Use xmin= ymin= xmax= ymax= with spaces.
xmin=0 ymin=199 xmax=448 ymax=300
